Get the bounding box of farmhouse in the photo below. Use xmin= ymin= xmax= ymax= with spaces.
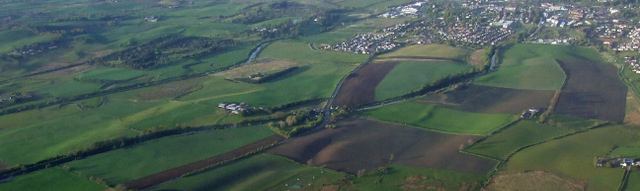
xmin=520 ymin=107 xmax=541 ymax=119
xmin=218 ymin=102 xmax=250 ymax=114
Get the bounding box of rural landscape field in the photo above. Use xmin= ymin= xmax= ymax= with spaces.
xmin=1 ymin=0 xmax=640 ymax=190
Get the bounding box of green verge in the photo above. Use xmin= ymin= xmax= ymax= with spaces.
xmin=375 ymin=61 xmax=474 ymax=101
xmin=624 ymin=171 xmax=640 ymax=191
xmin=0 ymin=167 xmax=106 ymax=191
xmin=360 ymin=101 xmax=516 ymax=135
xmin=474 ymin=44 xmax=602 ymax=90
xmin=151 ymin=154 xmax=347 ymax=191
xmin=465 ymin=120 xmax=572 ymax=160
xmin=503 ymin=125 xmax=640 ymax=191
xmin=66 ymin=125 xmax=274 ymax=185
xmin=378 ymin=44 xmax=471 ymax=60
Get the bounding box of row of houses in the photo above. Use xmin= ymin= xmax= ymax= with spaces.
xmin=624 ymin=56 xmax=640 ymax=74
xmin=596 ymin=157 xmax=640 ymax=168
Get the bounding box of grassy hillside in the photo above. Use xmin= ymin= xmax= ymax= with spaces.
xmin=361 ymin=101 xmax=516 ymax=134
xmin=375 ymin=61 xmax=473 ymax=101
xmin=0 ymin=168 xmax=106 ymax=191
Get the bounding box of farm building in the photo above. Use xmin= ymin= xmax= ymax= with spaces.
xmin=520 ymin=107 xmax=542 ymax=119
xmin=218 ymin=102 xmax=250 ymax=114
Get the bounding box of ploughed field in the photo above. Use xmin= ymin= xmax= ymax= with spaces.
xmin=268 ymin=118 xmax=496 ymax=174
xmin=421 ymin=84 xmax=555 ymax=114
xmin=333 ymin=62 xmax=397 ymax=107
xmin=554 ymin=60 xmax=627 ymax=122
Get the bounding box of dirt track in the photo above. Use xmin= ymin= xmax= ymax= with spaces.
xmin=554 ymin=60 xmax=627 ymax=122
xmin=421 ymin=84 xmax=555 ymax=114
xmin=333 ymin=62 xmax=398 ymax=107
xmin=124 ymin=135 xmax=285 ymax=190
xmin=268 ymin=118 xmax=496 ymax=174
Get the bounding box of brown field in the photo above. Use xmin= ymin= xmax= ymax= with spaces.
xmin=222 ymin=59 xmax=298 ymax=79
xmin=484 ymin=171 xmax=586 ymax=191
xmin=268 ymin=118 xmax=496 ymax=174
xmin=124 ymin=135 xmax=285 ymax=190
xmin=420 ymin=84 xmax=555 ymax=114
xmin=624 ymin=92 xmax=640 ymax=125
xmin=333 ymin=62 xmax=398 ymax=107
xmin=554 ymin=60 xmax=627 ymax=122
xmin=470 ymin=49 xmax=487 ymax=66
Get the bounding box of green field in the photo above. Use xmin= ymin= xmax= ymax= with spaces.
xmin=379 ymin=44 xmax=471 ymax=60
xmin=624 ymin=171 xmax=640 ymax=191
xmin=151 ymin=154 xmax=347 ymax=191
xmin=0 ymin=167 xmax=106 ymax=191
xmin=350 ymin=165 xmax=485 ymax=191
xmin=75 ymin=67 xmax=146 ymax=81
xmin=259 ymin=40 xmax=368 ymax=64
xmin=32 ymin=80 xmax=102 ymax=97
xmin=375 ymin=61 xmax=474 ymax=101
xmin=361 ymin=101 xmax=517 ymax=134
xmin=465 ymin=120 xmax=572 ymax=160
xmin=474 ymin=44 xmax=602 ymax=90
xmin=67 ymin=125 xmax=274 ymax=185
xmin=503 ymin=125 xmax=639 ymax=191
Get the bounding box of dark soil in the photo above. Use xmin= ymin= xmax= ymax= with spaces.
xmin=333 ymin=62 xmax=398 ymax=107
xmin=268 ymin=118 xmax=496 ymax=174
xmin=125 ymin=135 xmax=285 ymax=190
xmin=421 ymin=84 xmax=556 ymax=114
xmin=554 ymin=60 xmax=627 ymax=122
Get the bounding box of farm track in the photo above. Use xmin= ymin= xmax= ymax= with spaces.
xmin=125 ymin=135 xmax=285 ymax=190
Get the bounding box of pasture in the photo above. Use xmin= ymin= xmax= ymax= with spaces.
xmin=375 ymin=61 xmax=474 ymax=101
xmin=474 ymin=44 xmax=602 ymax=90
xmin=66 ymin=125 xmax=274 ymax=185
xmin=503 ymin=125 xmax=639 ymax=191
xmin=624 ymin=171 xmax=640 ymax=191
xmin=0 ymin=167 xmax=106 ymax=191
xmin=150 ymin=154 xmax=346 ymax=191
xmin=350 ymin=165 xmax=485 ymax=191
xmin=334 ymin=62 xmax=397 ymax=107
xmin=268 ymin=118 xmax=497 ymax=174
xmin=378 ymin=44 xmax=471 ymax=61
xmin=420 ymin=84 xmax=555 ymax=114
xmin=554 ymin=59 xmax=627 ymax=122
xmin=361 ymin=101 xmax=516 ymax=134
xmin=485 ymin=171 xmax=586 ymax=191
xmin=464 ymin=120 xmax=572 ymax=160
xmin=74 ymin=67 xmax=145 ymax=81
xmin=259 ymin=40 xmax=367 ymax=64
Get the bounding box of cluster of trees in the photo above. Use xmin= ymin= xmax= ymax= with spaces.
xmin=234 ymin=67 xmax=298 ymax=84
xmin=225 ymin=2 xmax=307 ymax=24
xmin=268 ymin=111 xmax=323 ymax=138
xmin=88 ymin=35 xmax=236 ymax=70
xmin=266 ymin=98 xmax=323 ymax=113
xmin=9 ymin=25 xmax=88 ymax=36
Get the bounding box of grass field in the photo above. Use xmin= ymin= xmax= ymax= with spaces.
xmin=67 ymin=125 xmax=274 ymax=185
xmin=0 ymin=167 xmax=106 ymax=191
xmin=350 ymin=165 xmax=485 ymax=191
xmin=624 ymin=171 xmax=640 ymax=191
xmin=361 ymin=101 xmax=516 ymax=134
xmin=74 ymin=67 xmax=145 ymax=81
xmin=503 ymin=125 xmax=639 ymax=191
xmin=32 ymin=80 xmax=102 ymax=97
xmin=464 ymin=120 xmax=572 ymax=160
xmin=375 ymin=61 xmax=474 ymax=101
xmin=259 ymin=40 xmax=367 ymax=64
xmin=151 ymin=154 xmax=347 ymax=191
xmin=378 ymin=44 xmax=471 ymax=60
xmin=474 ymin=44 xmax=602 ymax=90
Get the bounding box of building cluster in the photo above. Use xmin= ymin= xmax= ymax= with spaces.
xmin=379 ymin=1 xmax=427 ymax=18
xmin=625 ymin=56 xmax=640 ymax=74
xmin=437 ymin=24 xmax=513 ymax=45
xmin=7 ymin=45 xmax=57 ymax=57
xmin=144 ymin=16 xmax=158 ymax=22
xmin=218 ymin=102 xmax=250 ymax=114
xmin=596 ymin=157 xmax=639 ymax=168
xmin=616 ymin=27 xmax=640 ymax=51
xmin=324 ymin=33 xmax=399 ymax=54
xmin=532 ymin=38 xmax=572 ymax=45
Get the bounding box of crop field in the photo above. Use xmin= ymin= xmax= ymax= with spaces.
xmin=150 ymin=153 xmax=347 ymax=191
xmin=334 ymin=62 xmax=396 ymax=107
xmin=420 ymin=84 xmax=555 ymax=114
xmin=361 ymin=101 xmax=516 ymax=134
xmin=464 ymin=120 xmax=572 ymax=160
xmin=474 ymin=44 xmax=602 ymax=90
xmin=378 ymin=44 xmax=471 ymax=60
xmin=375 ymin=61 xmax=474 ymax=101
xmin=485 ymin=171 xmax=586 ymax=191
xmin=222 ymin=59 xmax=299 ymax=79
xmin=66 ymin=125 xmax=274 ymax=185
xmin=503 ymin=125 xmax=639 ymax=191
xmin=554 ymin=60 xmax=627 ymax=122
xmin=268 ymin=118 xmax=497 ymax=174
xmin=0 ymin=168 xmax=106 ymax=191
